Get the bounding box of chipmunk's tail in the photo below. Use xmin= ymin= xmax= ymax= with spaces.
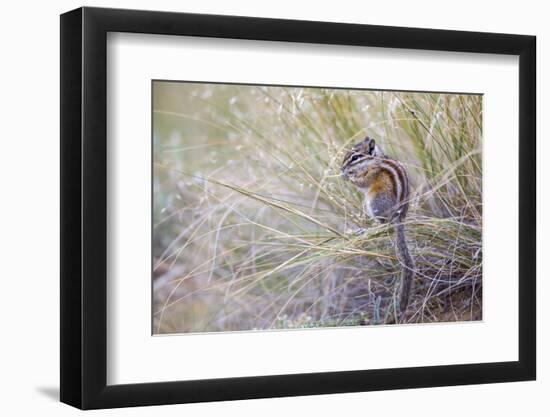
xmin=395 ymin=223 xmax=415 ymax=320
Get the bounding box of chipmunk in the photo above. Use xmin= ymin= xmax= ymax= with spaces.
xmin=341 ymin=136 xmax=414 ymax=320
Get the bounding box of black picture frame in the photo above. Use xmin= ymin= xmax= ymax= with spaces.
xmin=60 ymin=6 xmax=536 ymax=410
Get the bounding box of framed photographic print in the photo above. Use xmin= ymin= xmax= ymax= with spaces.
xmin=60 ymin=6 xmax=536 ymax=409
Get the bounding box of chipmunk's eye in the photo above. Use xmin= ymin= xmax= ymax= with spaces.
xmin=350 ymin=154 xmax=361 ymax=162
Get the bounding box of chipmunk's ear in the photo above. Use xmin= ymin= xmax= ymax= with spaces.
xmin=367 ymin=138 xmax=376 ymax=155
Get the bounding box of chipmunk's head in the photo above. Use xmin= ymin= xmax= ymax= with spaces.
xmin=341 ymin=136 xmax=383 ymax=184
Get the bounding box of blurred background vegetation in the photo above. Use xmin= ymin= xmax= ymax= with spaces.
xmin=153 ymin=81 xmax=482 ymax=334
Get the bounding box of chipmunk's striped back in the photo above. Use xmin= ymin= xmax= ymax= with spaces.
xmin=341 ymin=136 xmax=415 ymax=321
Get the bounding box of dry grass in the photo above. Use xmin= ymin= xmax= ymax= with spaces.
xmin=152 ymin=82 xmax=482 ymax=334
